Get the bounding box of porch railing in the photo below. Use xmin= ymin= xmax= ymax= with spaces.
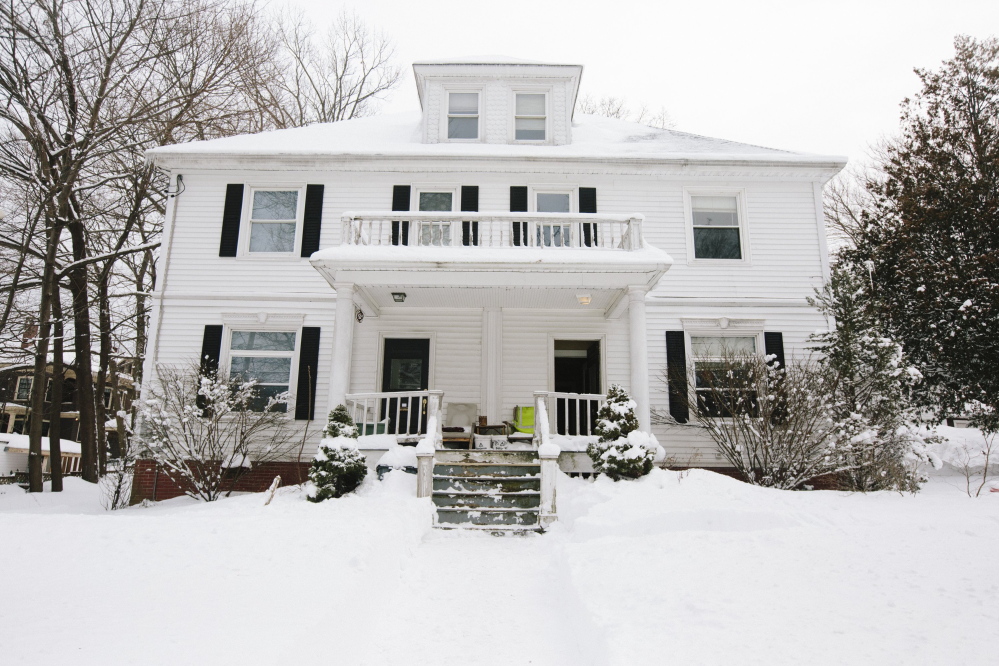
xmin=535 ymin=391 xmax=607 ymax=437
xmin=340 ymin=212 xmax=645 ymax=251
xmin=344 ymin=390 xmax=444 ymax=439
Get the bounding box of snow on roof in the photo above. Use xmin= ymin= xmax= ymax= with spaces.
xmin=1 ymin=433 xmax=82 ymax=455
xmin=412 ymin=55 xmax=574 ymax=66
xmin=147 ymin=112 xmax=846 ymax=166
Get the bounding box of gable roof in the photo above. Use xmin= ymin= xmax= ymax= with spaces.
xmin=146 ymin=112 xmax=846 ymax=168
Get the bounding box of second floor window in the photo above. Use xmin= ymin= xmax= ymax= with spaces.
xmin=515 ymin=93 xmax=546 ymax=141
xmin=691 ymin=195 xmax=742 ymax=260
xmin=447 ymin=92 xmax=479 ymax=139
xmin=15 ymin=376 xmax=32 ymax=401
xmin=249 ymin=190 xmax=298 ymax=253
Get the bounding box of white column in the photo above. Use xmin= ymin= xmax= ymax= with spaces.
xmin=628 ymin=286 xmax=651 ymax=431
xmin=328 ymin=282 xmax=356 ymax=411
xmin=481 ymin=307 xmax=503 ymax=423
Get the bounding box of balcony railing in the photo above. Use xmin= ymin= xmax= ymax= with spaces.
xmin=340 ymin=211 xmax=645 ymax=251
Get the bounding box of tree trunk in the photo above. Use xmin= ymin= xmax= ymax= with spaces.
xmin=49 ymin=287 xmax=64 ymax=492
xmin=28 ymin=248 xmax=57 ymax=492
xmin=67 ymin=220 xmax=98 ymax=483
xmin=96 ymin=275 xmax=111 ymax=474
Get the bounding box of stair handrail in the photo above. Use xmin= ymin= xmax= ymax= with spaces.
xmin=415 ymin=390 xmax=444 ymax=499
xmin=533 ymin=391 xmax=559 ymax=528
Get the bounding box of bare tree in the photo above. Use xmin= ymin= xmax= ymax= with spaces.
xmin=576 ymin=94 xmax=676 ymax=130
xmin=256 ymin=9 xmax=401 ymax=128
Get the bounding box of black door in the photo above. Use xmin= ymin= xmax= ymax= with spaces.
xmin=381 ymin=338 xmax=430 ymax=435
xmin=553 ymin=340 xmax=601 ymax=435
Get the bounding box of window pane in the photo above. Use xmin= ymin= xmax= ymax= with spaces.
xmin=448 ymin=116 xmax=478 ymax=139
xmin=516 ymin=93 xmax=545 ymax=116
xmin=16 ymin=377 xmax=31 ymax=400
xmin=230 ymin=356 xmax=292 ymax=384
xmin=515 ymin=117 xmax=546 ymax=141
xmin=252 ymin=191 xmax=298 ymax=220
xmin=691 ymin=336 xmax=757 ymax=357
xmin=249 ymin=222 xmax=296 ymax=252
xmin=536 ymin=193 xmax=571 ymax=213
xmin=448 ymin=92 xmax=478 ymax=114
xmin=691 ymin=196 xmax=737 ymax=212
xmin=231 ymin=331 xmax=296 ymax=352
xmin=694 ymin=227 xmax=741 ymax=259
xmin=419 ymin=192 xmax=453 ymax=212
xmin=248 ymin=384 xmax=289 ymax=412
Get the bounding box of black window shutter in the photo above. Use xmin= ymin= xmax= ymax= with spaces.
xmin=579 ymin=187 xmax=597 ymax=246
xmin=295 ymin=327 xmax=321 ymax=420
xmin=391 ymin=185 xmax=410 ymax=246
xmin=510 ymin=186 xmax=528 ymax=246
xmin=764 ymin=332 xmax=786 ymax=370
xmin=200 ymin=325 xmax=224 ymax=378
xmin=219 ymin=184 xmax=244 ymax=257
xmin=461 ymin=185 xmax=479 ymax=246
xmin=665 ymin=331 xmax=689 ymax=424
xmin=300 ymin=184 xmax=324 ymax=257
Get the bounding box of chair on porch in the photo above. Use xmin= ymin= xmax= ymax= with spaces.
xmin=441 ymin=403 xmax=477 ymax=449
xmin=506 ymin=405 xmax=535 ymax=444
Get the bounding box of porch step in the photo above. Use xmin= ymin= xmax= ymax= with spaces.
xmin=435 ymin=507 xmax=540 ymax=527
xmin=433 ymin=463 xmax=540 ymax=478
xmin=431 ymin=450 xmax=544 ymax=533
xmin=433 ymin=476 xmax=541 ymax=493
xmin=432 ymin=490 xmax=541 ymax=509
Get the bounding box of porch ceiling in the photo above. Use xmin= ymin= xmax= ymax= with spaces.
xmin=353 ymin=285 xmax=624 ymax=312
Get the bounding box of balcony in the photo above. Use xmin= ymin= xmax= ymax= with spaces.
xmin=309 ymin=211 xmax=672 ymax=310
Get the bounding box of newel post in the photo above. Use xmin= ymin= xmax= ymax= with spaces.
xmin=416 ymin=451 xmax=434 ymax=498
xmin=533 ymin=390 xmax=558 ymax=529
xmin=416 ymin=390 xmax=444 ymax=499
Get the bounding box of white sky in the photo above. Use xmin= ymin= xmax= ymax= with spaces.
xmin=287 ymin=0 xmax=999 ymax=166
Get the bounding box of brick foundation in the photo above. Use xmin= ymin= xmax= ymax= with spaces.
xmin=130 ymin=460 xmax=312 ymax=504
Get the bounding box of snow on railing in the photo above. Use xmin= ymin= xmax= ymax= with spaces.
xmin=340 ymin=211 xmax=645 ymax=251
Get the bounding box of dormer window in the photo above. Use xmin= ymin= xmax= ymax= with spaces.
xmin=447 ymin=92 xmax=479 ymax=140
xmin=515 ymin=93 xmax=546 ymax=141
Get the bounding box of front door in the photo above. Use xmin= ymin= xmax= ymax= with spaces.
xmin=553 ymin=340 xmax=601 ymax=435
xmin=381 ymin=338 xmax=430 ymax=435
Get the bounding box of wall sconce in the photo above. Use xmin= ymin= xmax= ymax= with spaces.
xmin=576 ymin=293 xmax=591 ymax=306
xmin=391 ymin=292 xmax=407 ymax=303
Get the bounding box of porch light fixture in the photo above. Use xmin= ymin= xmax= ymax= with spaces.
xmin=576 ymin=293 xmax=591 ymax=306
xmin=391 ymin=292 xmax=407 ymax=303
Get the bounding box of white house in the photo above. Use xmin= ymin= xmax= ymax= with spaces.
xmin=141 ymin=57 xmax=845 ymax=527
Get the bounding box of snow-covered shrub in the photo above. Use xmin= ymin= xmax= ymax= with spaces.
xmin=138 ymin=364 xmax=298 ymax=501
xmin=323 ymin=404 xmax=359 ymax=439
xmin=308 ymin=437 xmax=368 ymax=501
xmin=810 ymin=263 xmax=936 ymax=492
xmin=587 ymin=385 xmax=656 ymax=480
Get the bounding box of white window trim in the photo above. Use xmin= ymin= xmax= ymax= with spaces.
xmin=682 ymin=187 xmax=751 ymax=265
xmin=15 ymin=376 xmax=32 ymax=401
xmin=220 ymin=325 xmax=301 ymax=414
xmin=511 ymin=89 xmax=551 ymax=144
xmin=684 ymin=329 xmax=765 ymax=418
xmin=239 ymin=184 xmax=306 ymax=259
xmin=443 ymin=89 xmax=482 ymax=142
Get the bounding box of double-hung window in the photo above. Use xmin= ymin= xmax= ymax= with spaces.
xmin=228 ymin=331 xmax=296 ymax=411
xmin=515 ymin=93 xmax=546 ymax=141
xmin=15 ymin=376 xmax=32 ymax=401
xmin=447 ymin=92 xmax=479 ymax=140
xmin=416 ymin=190 xmax=454 ymax=246
xmin=691 ymin=195 xmax=743 ymax=260
xmin=690 ymin=335 xmax=759 ymax=417
xmin=535 ymin=191 xmax=572 ymax=247
xmin=248 ymin=189 xmax=299 ymax=253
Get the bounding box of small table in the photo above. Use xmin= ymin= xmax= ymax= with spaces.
xmin=475 ymin=424 xmax=509 ymax=436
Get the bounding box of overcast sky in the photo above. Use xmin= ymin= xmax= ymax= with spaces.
xmin=288 ymin=0 xmax=998 ymax=167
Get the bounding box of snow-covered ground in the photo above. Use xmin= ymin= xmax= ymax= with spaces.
xmin=1 ymin=466 xmax=996 ymax=665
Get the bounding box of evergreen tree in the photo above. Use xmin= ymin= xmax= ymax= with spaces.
xmin=841 ymin=36 xmax=999 ymax=433
xmin=809 ymin=263 xmax=932 ymax=491
xmin=587 ymin=384 xmax=654 ymax=480
xmin=323 ymin=404 xmax=359 ymax=439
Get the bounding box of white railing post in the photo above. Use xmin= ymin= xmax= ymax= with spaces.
xmin=534 ymin=390 xmax=559 ymax=529
xmin=416 ymin=451 xmax=434 ymax=498
xmin=415 ymin=390 xmax=443 ymax=500
xmin=533 ymin=391 xmax=549 ymax=448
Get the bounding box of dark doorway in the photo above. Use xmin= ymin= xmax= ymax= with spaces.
xmin=553 ymin=340 xmax=601 ymax=435
xmin=381 ymin=338 xmax=430 ymax=436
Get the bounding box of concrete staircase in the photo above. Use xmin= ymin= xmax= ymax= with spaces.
xmin=431 ymin=450 xmax=542 ymax=533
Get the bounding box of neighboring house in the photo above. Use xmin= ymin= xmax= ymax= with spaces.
xmin=139 ymin=57 xmax=845 ymax=523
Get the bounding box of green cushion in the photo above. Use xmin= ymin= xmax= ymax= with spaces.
xmin=511 ymin=406 xmax=535 ymax=433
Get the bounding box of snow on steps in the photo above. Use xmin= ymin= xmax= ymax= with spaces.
xmin=432 ymin=450 xmax=544 ymax=534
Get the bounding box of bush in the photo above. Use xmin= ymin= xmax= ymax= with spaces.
xmin=307 ymin=438 xmax=368 ymax=501
xmin=587 ymin=384 xmax=656 ymax=480
xmin=324 ymin=404 xmax=359 ymax=439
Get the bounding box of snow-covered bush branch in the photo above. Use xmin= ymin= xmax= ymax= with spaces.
xmin=138 ymin=364 xmax=299 ymax=501
xmin=587 ymin=384 xmax=660 ymax=480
